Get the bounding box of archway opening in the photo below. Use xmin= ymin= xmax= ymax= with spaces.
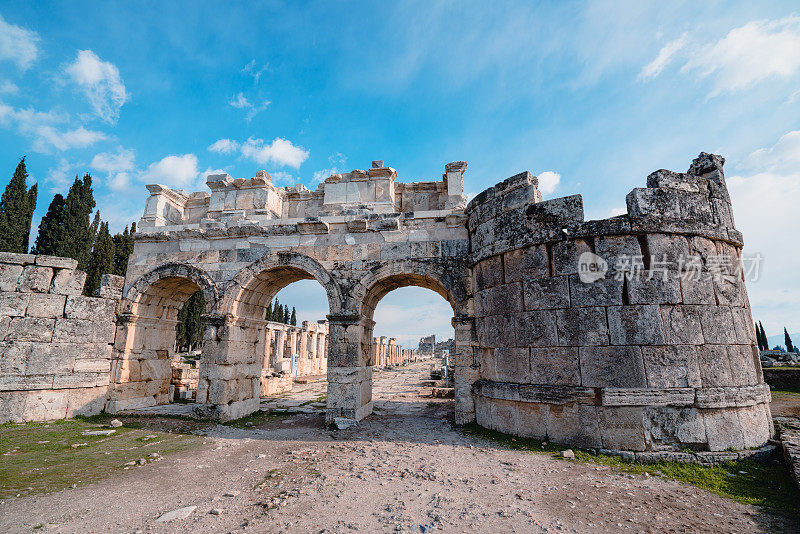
xmin=361 ymin=275 xmax=457 ymax=417
xmin=110 ymin=273 xmax=215 ymax=412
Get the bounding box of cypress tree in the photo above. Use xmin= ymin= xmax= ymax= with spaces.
xmin=84 ymin=221 xmax=114 ymax=296
xmin=177 ymin=291 xmax=206 ymax=351
xmin=61 ymin=174 xmax=95 ymax=269
xmin=32 ymin=194 xmax=67 ymax=255
xmin=754 ymin=322 xmax=762 ymax=351
xmin=290 ymin=307 xmax=297 ymax=326
xmin=112 ymin=224 xmax=135 ymax=276
xmin=265 ymin=300 xmax=274 ymax=322
xmin=283 ymin=306 xmax=290 ymax=324
xmin=0 ymin=157 xmax=38 ymax=253
xmin=758 ymin=322 xmax=768 ymax=351
xmin=785 ymin=328 xmax=794 ymax=354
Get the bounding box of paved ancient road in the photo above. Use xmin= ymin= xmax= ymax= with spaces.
xmin=0 ymin=361 xmax=794 ymax=533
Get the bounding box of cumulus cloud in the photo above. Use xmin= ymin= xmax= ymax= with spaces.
xmin=683 ymin=17 xmax=800 ymax=95
xmin=312 ymin=153 xmax=347 ymax=184
xmin=727 ymin=131 xmax=800 ymax=334
xmin=91 ymin=148 xmax=136 ymax=191
xmin=0 ymin=102 xmax=107 ymax=153
xmin=0 ymin=14 xmax=39 ymax=69
xmin=0 ymin=80 xmax=18 ymax=94
xmin=140 ymin=153 xmax=200 ymax=190
xmin=240 ymin=137 xmax=309 ymax=168
xmin=638 ymin=33 xmax=687 ymax=80
xmin=44 ymin=158 xmax=76 ymax=191
xmin=537 ymin=170 xmax=560 ymax=195
xmin=208 ymin=138 xmax=240 ymax=154
xmin=228 ymin=92 xmax=271 ymax=121
xmin=64 ymin=50 xmax=129 ymax=123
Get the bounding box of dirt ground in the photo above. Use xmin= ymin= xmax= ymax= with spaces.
xmin=0 ymin=361 xmax=796 ymax=533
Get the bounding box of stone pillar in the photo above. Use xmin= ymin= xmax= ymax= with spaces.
xmin=325 ymin=313 xmax=373 ymax=423
xmin=195 ymin=313 xmax=262 ymax=421
xmin=298 ymin=325 xmax=309 ymax=375
xmin=452 ymin=315 xmax=478 ymax=425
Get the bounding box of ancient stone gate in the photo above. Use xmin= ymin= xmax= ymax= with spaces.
xmin=107 ymin=154 xmax=773 ymax=452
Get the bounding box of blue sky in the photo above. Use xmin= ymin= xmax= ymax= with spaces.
xmin=1 ymin=1 xmax=799 ymax=346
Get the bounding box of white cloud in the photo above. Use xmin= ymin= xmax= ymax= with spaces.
xmin=682 ymin=16 xmax=800 ymax=95
xmin=44 ymin=158 xmax=75 ymax=191
xmin=0 ymin=14 xmax=39 ymax=69
xmin=638 ymin=33 xmax=687 ymax=80
xmin=208 ymin=138 xmax=240 ymax=154
xmin=91 ymin=148 xmax=136 ymax=191
xmin=743 ymin=130 xmax=800 ymax=173
xmin=0 ymin=80 xmax=18 ymax=94
xmin=240 ymin=137 xmax=309 ymax=168
xmin=537 ymin=171 xmax=560 ymax=195
xmin=32 ymin=125 xmax=107 ymax=152
xmin=242 ymin=60 xmax=269 ymax=84
xmin=312 ymin=153 xmax=347 ymax=185
xmin=228 ymin=92 xmax=271 ymax=121
xmin=140 ymin=154 xmax=200 ymax=190
xmin=64 ymin=50 xmax=129 ymax=123
xmin=728 ymin=131 xmax=800 ymax=335
xmin=0 ymin=102 xmax=107 ymax=152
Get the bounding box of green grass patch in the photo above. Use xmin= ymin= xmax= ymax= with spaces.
xmin=223 ymin=410 xmax=291 ymax=428
xmin=462 ymin=422 xmax=800 ymax=515
xmin=771 ymin=386 xmax=800 ymax=396
xmin=0 ymin=417 xmax=204 ymax=499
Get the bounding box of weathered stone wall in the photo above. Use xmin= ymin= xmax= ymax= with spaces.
xmin=466 ymin=154 xmax=772 ymax=451
xmin=0 ymin=253 xmax=123 ymax=423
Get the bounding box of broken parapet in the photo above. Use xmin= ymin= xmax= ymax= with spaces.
xmin=466 ymin=154 xmax=771 ymax=452
xmin=0 ymin=253 xmax=122 ymax=423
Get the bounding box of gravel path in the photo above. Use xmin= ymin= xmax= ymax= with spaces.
xmin=0 ymin=362 xmax=794 ymax=533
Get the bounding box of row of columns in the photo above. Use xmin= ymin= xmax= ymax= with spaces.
xmin=263 ymin=320 xmax=328 ymax=377
xmin=370 ymin=336 xmax=419 ymax=367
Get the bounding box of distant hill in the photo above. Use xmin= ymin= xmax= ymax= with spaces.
xmin=767 ymin=332 xmax=800 ymax=350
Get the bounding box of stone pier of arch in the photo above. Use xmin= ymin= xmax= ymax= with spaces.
xmin=105 ymin=153 xmax=773 ymax=453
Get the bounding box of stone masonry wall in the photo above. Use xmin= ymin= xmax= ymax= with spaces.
xmin=466 ymin=154 xmax=772 ymax=452
xmin=0 ymin=252 xmax=123 ymax=423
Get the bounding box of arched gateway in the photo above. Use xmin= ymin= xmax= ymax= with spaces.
xmin=107 ymin=154 xmax=773 ymax=452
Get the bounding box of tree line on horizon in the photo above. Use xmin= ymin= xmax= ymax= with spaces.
xmin=0 ymin=157 xmax=135 ymax=296
xmin=755 ymin=321 xmax=797 ymax=353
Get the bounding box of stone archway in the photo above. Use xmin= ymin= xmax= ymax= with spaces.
xmin=107 ymin=263 xmax=219 ymax=412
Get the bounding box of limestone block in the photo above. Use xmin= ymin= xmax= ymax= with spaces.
xmin=0 ymin=391 xmax=26 ymax=423
xmin=36 ymin=255 xmax=78 ymax=269
xmin=73 ymin=358 xmax=112 ymax=373
xmin=515 ymin=401 xmax=549 ymax=440
xmin=0 ymin=263 xmax=23 ymax=291
xmin=626 ymin=273 xmax=682 ymax=305
xmin=569 ymin=275 xmax=623 ymax=307
xmin=695 ymin=384 xmax=771 ymax=409
xmin=0 ymin=315 xmax=8 ymax=340
xmin=51 ymin=268 xmax=87 ymax=296
xmin=679 ymin=273 xmax=715 ymax=305
xmin=599 ymin=407 xmax=646 ymax=451
xmin=513 ymin=311 xmax=558 ymax=347
xmin=713 ymin=275 xmax=746 ymax=308
xmin=696 ymin=345 xmax=733 ymax=387
xmin=0 ymin=342 xmax=27 ymax=374
xmin=547 ymin=404 xmax=602 ymax=449
xmin=607 ymin=305 xmax=665 ymax=345
xmin=730 ymin=307 xmax=755 ymax=345
xmin=698 ymin=306 xmax=735 ymax=345
xmin=492 ymin=347 xmax=530 ymax=383
xmin=554 ymin=307 xmax=609 ymax=346
xmin=23 ymin=390 xmax=69 ymax=422
xmin=642 ymin=345 xmax=701 ymax=388
xmin=595 ymin=235 xmax=642 ymax=275
xmin=484 ymin=283 xmax=523 ymax=314
xmin=26 ymin=343 xmax=76 ymax=375
xmin=529 ymin=347 xmax=580 ymax=385
xmin=737 ymin=404 xmax=772 ymax=449
xmin=660 ymin=305 xmax=704 ymax=345
xmin=18 ymin=265 xmax=53 ymax=293
xmin=66 ymin=386 xmax=108 ymax=418
xmin=503 ymin=245 xmax=549 ymax=283
xmin=75 ymin=343 xmax=113 ymax=360
xmin=0 ymin=374 xmax=53 ymax=390
xmin=552 ymin=239 xmax=592 ymax=276
xmin=0 ymin=252 xmax=35 ymax=264
xmin=703 ymin=408 xmax=745 ymax=451
xmin=0 ymin=291 xmax=29 ymax=316
xmin=64 ymin=295 xmax=116 ymax=321
xmin=727 ymin=345 xmax=758 ymax=386
xmin=580 ymin=346 xmax=646 ymax=388
xmin=6 ymin=317 xmax=55 ymax=342
xmin=26 ymin=293 xmax=67 ymax=318
xmin=480 ymin=314 xmax=517 ymax=347
xmin=522 ymin=276 xmax=570 ymax=310
xmin=53 ymin=318 xmax=114 ymax=344
xmin=53 ymin=372 xmax=108 ymax=389
xmin=643 ymin=407 xmax=707 ymax=450
xmin=474 ymin=255 xmax=503 ymax=290
xmin=645 ymin=234 xmax=690 ymax=270
xmin=98 ymin=274 xmax=125 ymax=299
xmin=139 ymin=358 xmax=171 ymax=381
